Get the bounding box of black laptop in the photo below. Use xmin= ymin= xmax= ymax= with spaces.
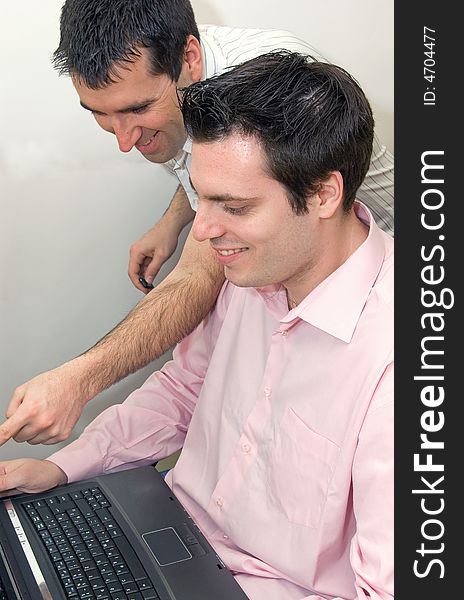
xmin=0 ymin=465 xmax=249 ymax=599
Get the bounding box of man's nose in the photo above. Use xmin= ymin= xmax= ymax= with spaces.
xmin=112 ymin=119 xmax=142 ymax=153
xmin=192 ymin=203 xmax=225 ymax=242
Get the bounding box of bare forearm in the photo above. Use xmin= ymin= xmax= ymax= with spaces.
xmin=163 ymin=185 xmax=196 ymax=231
xmin=0 ymin=231 xmax=223 ymax=447
xmin=71 ymin=232 xmax=224 ymax=401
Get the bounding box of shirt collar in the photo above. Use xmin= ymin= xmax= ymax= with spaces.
xmin=167 ymin=137 xmax=192 ymax=171
xmin=256 ymin=202 xmax=388 ymax=343
xmin=182 ymin=137 xmax=193 ymax=155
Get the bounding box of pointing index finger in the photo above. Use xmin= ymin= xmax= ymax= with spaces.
xmin=0 ymin=412 xmax=29 ymax=447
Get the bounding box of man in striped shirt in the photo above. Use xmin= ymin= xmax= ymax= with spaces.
xmin=0 ymin=0 xmax=394 ymax=446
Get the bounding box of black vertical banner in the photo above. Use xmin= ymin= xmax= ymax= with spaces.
xmin=395 ymin=2 xmax=459 ymax=598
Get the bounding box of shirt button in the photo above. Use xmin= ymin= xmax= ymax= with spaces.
xmin=264 ymin=386 xmax=272 ymax=397
xmin=281 ymin=329 xmax=288 ymax=336
xmin=223 ymin=534 xmax=229 ymax=539
xmin=216 ymin=497 xmax=224 ymax=508
xmin=241 ymin=443 xmax=251 ymax=453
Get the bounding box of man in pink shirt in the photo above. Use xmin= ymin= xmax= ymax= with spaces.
xmin=0 ymin=52 xmax=393 ymax=600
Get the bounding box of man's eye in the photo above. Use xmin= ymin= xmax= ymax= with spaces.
xmin=132 ymin=105 xmax=149 ymax=114
xmin=224 ymin=205 xmax=247 ymax=215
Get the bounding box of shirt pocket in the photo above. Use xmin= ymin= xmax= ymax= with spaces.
xmin=268 ymin=407 xmax=340 ymax=528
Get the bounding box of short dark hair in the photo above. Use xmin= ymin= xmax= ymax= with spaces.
xmin=53 ymin=0 xmax=200 ymax=88
xmin=181 ymin=51 xmax=374 ymax=214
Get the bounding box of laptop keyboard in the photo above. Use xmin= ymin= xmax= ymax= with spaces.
xmin=21 ymin=486 xmax=160 ymax=600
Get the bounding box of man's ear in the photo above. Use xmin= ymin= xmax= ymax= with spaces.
xmin=180 ymin=35 xmax=203 ymax=84
xmin=316 ymin=171 xmax=344 ymax=219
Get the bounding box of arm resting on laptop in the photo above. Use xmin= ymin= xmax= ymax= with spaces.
xmin=0 ymin=459 xmax=67 ymax=496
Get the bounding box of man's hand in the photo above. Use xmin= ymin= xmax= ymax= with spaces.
xmin=128 ymin=186 xmax=195 ymax=292
xmin=128 ymin=217 xmax=180 ymax=292
xmin=0 ymin=363 xmax=88 ymax=447
xmin=0 ymin=459 xmax=68 ymax=496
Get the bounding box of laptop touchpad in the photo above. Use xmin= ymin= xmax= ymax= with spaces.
xmin=143 ymin=528 xmax=192 ymax=566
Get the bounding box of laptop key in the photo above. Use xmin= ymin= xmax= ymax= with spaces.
xmin=90 ymin=578 xmax=105 ymax=590
xmin=188 ymin=543 xmax=206 ymax=557
xmin=141 ymin=590 xmax=159 ymax=600
xmin=123 ymin=582 xmax=138 ymax=593
xmin=52 ymin=501 xmax=75 ymax=514
xmin=109 ymin=528 xmax=123 ymax=538
xmin=178 ymin=523 xmax=198 ymax=545
xmin=76 ymin=498 xmax=97 ymax=518
xmin=109 ymin=593 xmax=127 ymax=600
xmin=66 ymin=585 xmax=79 ymax=597
xmin=113 ymin=538 xmax=147 ymax=581
xmin=103 ymin=573 xmax=118 ymax=585
xmin=115 ymin=565 xmax=129 ymax=576
xmin=137 ymin=579 xmax=152 ymax=591
xmin=37 ymin=506 xmax=54 ymax=520
xmin=94 ymin=508 xmax=112 ymax=523
xmin=95 ymin=557 xmax=110 ymax=567
xmin=106 ymin=582 xmax=122 ymax=594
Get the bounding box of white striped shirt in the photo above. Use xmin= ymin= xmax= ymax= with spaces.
xmin=165 ymin=25 xmax=394 ymax=235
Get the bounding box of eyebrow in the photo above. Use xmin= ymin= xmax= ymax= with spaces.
xmin=189 ymin=175 xmax=258 ymax=202
xmin=80 ymin=98 xmax=155 ymax=115
xmin=205 ymin=193 xmax=260 ymax=203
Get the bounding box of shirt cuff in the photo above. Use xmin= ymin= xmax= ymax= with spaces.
xmin=47 ymin=435 xmax=105 ymax=483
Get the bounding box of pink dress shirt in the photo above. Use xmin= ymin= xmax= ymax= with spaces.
xmin=49 ymin=203 xmax=394 ymax=600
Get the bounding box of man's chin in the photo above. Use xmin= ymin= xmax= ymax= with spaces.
xmin=224 ymin=268 xmax=255 ymax=289
xmin=137 ymin=144 xmax=178 ymax=164
xmin=138 ymin=151 xmax=165 ymax=164
xmin=138 ymin=136 xmax=185 ymax=164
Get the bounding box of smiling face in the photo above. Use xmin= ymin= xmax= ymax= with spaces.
xmin=73 ymin=40 xmax=202 ymax=163
xmin=191 ymin=133 xmax=328 ymax=300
